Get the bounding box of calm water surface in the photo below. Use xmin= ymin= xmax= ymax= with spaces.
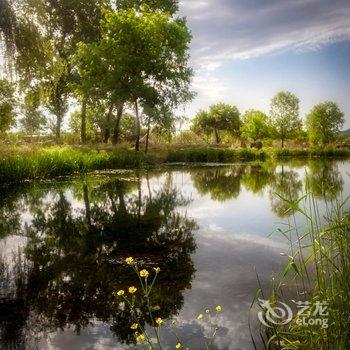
xmin=0 ymin=160 xmax=349 ymax=349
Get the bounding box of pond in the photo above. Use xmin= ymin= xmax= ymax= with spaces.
xmin=0 ymin=159 xmax=349 ymax=349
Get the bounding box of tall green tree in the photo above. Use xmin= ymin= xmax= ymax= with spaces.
xmin=240 ymin=109 xmax=270 ymax=141
xmin=13 ymin=0 xmax=107 ymax=142
xmin=305 ymin=101 xmax=344 ymax=146
xmin=75 ymin=7 xmax=193 ymax=150
xmin=20 ymin=88 xmax=46 ymax=137
xmin=192 ymin=103 xmax=240 ymax=144
xmin=270 ymin=91 xmax=302 ymax=147
xmin=0 ymin=78 xmax=16 ymax=134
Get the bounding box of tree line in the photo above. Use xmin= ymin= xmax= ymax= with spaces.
xmin=192 ymin=91 xmax=345 ymax=147
xmin=0 ymin=0 xmax=193 ymax=150
xmin=0 ymin=0 xmax=346 ymax=148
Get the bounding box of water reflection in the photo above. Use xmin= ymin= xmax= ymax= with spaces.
xmin=0 ymin=175 xmax=197 ymax=349
xmin=0 ymin=160 xmax=348 ymax=349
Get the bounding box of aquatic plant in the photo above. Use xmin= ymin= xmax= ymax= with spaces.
xmin=257 ymin=191 xmax=350 ymax=349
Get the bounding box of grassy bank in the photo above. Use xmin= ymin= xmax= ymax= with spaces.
xmin=260 ymin=193 xmax=350 ymax=349
xmin=167 ymin=147 xmax=350 ymax=163
xmin=1 ymin=145 xmax=350 ymax=185
xmin=0 ymin=146 xmax=156 ymax=184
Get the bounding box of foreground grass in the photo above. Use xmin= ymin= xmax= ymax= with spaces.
xmin=260 ymin=193 xmax=350 ymax=349
xmin=0 ymin=146 xmax=156 ymax=184
xmin=0 ymin=145 xmax=350 ymax=184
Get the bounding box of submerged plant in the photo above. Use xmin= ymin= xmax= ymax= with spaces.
xmin=117 ymin=257 xmax=223 ymax=349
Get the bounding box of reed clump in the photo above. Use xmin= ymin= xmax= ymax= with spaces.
xmin=0 ymin=146 xmax=155 ymax=184
xmin=259 ymin=192 xmax=350 ymax=349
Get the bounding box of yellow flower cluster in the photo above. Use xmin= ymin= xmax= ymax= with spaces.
xmin=116 ymin=290 xmax=124 ymax=296
xmin=130 ymin=323 xmax=138 ymax=330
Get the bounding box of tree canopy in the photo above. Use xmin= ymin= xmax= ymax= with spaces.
xmin=270 ymin=91 xmax=302 ymax=147
xmin=305 ymin=101 xmax=344 ymax=146
xmin=192 ymin=103 xmax=240 ymax=144
xmin=241 ymin=109 xmax=270 ymax=141
xmin=0 ymin=78 xmax=16 ymax=134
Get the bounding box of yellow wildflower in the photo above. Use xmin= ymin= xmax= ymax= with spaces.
xmin=130 ymin=323 xmax=138 ymax=330
xmin=116 ymin=290 xmax=124 ymax=296
xmin=215 ymin=305 xmax=222 ymax=312
xmin=153 ymin=267 xmax=161 ymax=273
xmin=139 ymin=269 xmax=149 ymax=278
xmin=155 ymin=317 xmax=163 ymax=326
xmin=129 ymin=286 xmax=137 ymax=294
xmin=136 ymin=334 xmax=145 ymax=343
xmin=197 ymin=314 xmax=203 ymax=320
xmin=125 ymin=257 xmax=134 ymax=265
xmin=175 ymin=343 xmax=182 ymax=349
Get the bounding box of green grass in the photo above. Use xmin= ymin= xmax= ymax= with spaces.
xmin=0 ymin=145 xmax=350 ymax=185
xmin=166 ymin=147 xmax=268 ymax=163
xmin=166 ymin=147 xmax=350 ymax=163
xmin=260 ymin=192 xmax=350 ymax=349
xmin=0 ymin=146 xmax=156 ymax=184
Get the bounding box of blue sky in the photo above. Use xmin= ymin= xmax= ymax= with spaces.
xmin=179 ymin=0 xmax=350 ymax=128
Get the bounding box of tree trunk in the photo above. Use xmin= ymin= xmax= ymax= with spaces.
xmin=281 ymin=138 xmax=284 ymax=148
xmin=145 ymin=115 xmax=151 ymax=153
xmin=81 ymin=98 xmax=87 ymax=144
xmin=104 ymin=103 xmax=114 ymax=143
xmin=112 ymin=104 xmax=124 ymax=145
xmin=134 ymin=100 xmax=140 ymax=152
xmin=56 ymin=113 xmax=62 ymax=142
xmin=214 ymin=128 xmax=220 ymax=144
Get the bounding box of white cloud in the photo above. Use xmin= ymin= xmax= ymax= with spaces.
xmin=181 ymin=0 xmax=350 ymax=69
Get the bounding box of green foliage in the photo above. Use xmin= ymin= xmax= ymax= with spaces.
xmin=270 ymin=91 xmax=302 ymax=147
xmin=240 ymin=109 xmax=270 ymax=141
xmin=192 ymin=103 xmax=240 ymax=143
xmin=0 ymin=147 xmax=156 ymax=184
xmin=305 ymin=101 xmax=345 ymax=146
xmin=116 ymin=0 xmax=179 ymax=14
xmin=0 ymin=78 xmax=16 ymax=134
xmin=264 ymin=193 xmax=350 ymax=348
xmin=20 ymin=108 xmax=46 ymax=136
xmin=167 ymin=147 xmax=267 ymax=163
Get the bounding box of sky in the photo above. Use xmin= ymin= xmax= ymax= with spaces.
xmin=179 ymin=0 xmax=350 ymax=128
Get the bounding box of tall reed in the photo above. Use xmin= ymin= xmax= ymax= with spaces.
xmin=259 ymin=190 xmax=350 ymax=349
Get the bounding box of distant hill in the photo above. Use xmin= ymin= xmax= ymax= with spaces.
xmin=339 ymin=129 xmax=350 ymax=136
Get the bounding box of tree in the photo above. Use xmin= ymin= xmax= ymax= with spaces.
xmin=269 ymin=91 xmax=302 ymax=147
xmin=192 ymin=103 xmax=240 ymax=144
xmin=13 ymin=0 xmax=107 ymax=142
xmin=116 ymin=0 xmax=179 ymax=13
xmin=20 ymin=89 xmax=46 ymax=137
xmin=76 ymin=7 xmax=193 ymax=150
xmin=240 ymin=109 xmax=270 ymax=141
xmin=305 ymin=101 xmax=344 ymax=146
xmin=0 ymin=79 xmax=16 ymax=134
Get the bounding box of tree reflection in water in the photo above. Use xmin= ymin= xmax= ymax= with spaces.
xmin=0 ymin=173 xmax=197 ymax=348
xmin=0 ymin=161 xmax=345 ymax=348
